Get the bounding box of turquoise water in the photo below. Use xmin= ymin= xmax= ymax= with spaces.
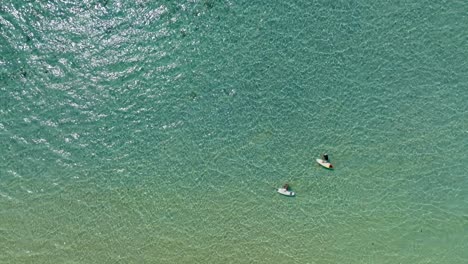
xmin=1 ymin=0 xmax=468 ymax=263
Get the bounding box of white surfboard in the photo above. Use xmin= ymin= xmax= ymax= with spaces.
xmin=316 ymin=159 xmax=333 ymax=169
xmin=277 ymin=188 xmax=295 ymax=197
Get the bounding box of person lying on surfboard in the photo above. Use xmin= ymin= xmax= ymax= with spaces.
xmin=317 ymin=154 xmax=334 ymax=169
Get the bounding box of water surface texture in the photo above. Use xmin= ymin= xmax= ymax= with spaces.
xmin=1 ymin=1 xmax=467 ymax=263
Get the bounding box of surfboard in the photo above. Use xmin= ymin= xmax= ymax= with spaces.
xmin=316 ymin=158 xmax=333 ymax=169
xmin=277 ymin=188 xmax=295 ymax=197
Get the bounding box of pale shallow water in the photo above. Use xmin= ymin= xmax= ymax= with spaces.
xmin=1 ymin=1 xmax=467 ymax=263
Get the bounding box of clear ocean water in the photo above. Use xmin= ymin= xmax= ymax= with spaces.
xmin=1 ymin=1 xmax=467 ymax=263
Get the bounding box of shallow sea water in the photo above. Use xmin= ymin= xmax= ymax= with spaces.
xmin=1 ymin=1 xmax=467 ymax=263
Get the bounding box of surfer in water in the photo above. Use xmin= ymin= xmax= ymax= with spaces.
xmin=322 ymin=153 xmax=333 ymax=168
xmin=322 ymin=153 xmax=329 ymax=162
